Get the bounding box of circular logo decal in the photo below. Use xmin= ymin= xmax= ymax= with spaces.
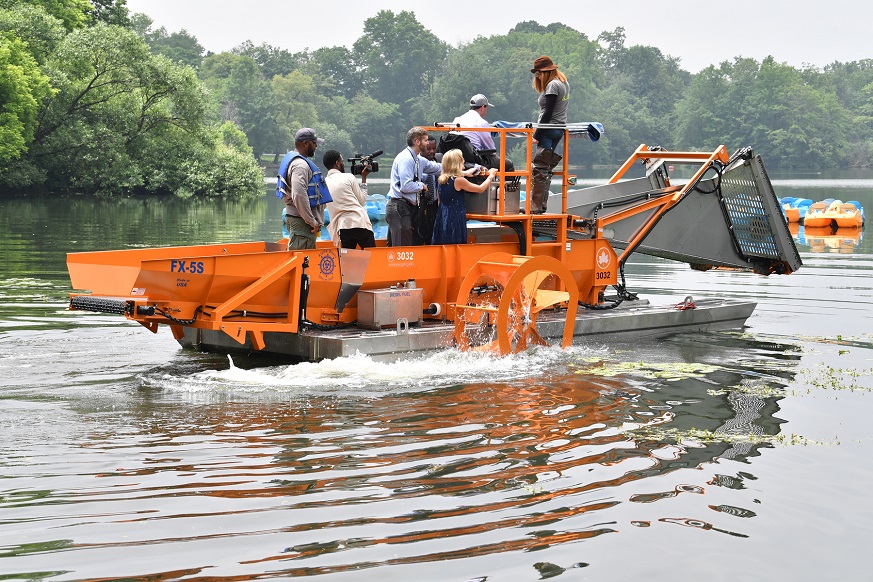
xmin=387 ymin=251 xmax=395 ymax=262
xmin=596 ymin=248 xmax=611 ymax=269
xmin=318 ymin=251 xmax=336 ymax=277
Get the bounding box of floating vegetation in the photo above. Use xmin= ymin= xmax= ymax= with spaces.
xmin=573 ymin=359 xmax=722 ymax=380
xmin=793 ymin=333 xmax=873 ymax=351
xmin=800 ymin=364 xmax=873 ymax=393
xmin=707 ymin=379 xmax=788 ymax=398
xmin=626 ymin=426 xmax=822 ymax=447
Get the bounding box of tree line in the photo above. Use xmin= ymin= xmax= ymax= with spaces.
xmin=3 ymin=0 xmax=872 ymax=199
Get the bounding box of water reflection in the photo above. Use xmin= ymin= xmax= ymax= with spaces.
xmin=0 ymin=334 xmax=799 ymax=577
xmin=2 ymin=188 xmax=871 ymax=579
xmin=790 ymin=223 xmax=864 ymax=253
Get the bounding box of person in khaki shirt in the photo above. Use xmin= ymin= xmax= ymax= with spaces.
xmin=322 ymin=149 xmax=375 ymax=249
xmin=283 ymin=128 xmax=325 ymax=250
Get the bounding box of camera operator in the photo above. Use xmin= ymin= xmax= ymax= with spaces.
xmin=322 ymin=150 xmax=375 ymax=250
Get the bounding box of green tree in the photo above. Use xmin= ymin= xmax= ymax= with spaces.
xmin=311 ymin=120 xmax=353 ymax=163
xmin=3 ymin=23 xmax=261 ymax=197
xmin=271 ymin=69 xmax=318 ymax=153
xmin=305 ymin=45 xmax=362 ymax=98
xmin=510 ymin=21 xmax=582 ymax=36
xmin=0 ymin=2 xmax=66 ymax=63
xmin=129 ymin=11 xmax=151 ymax=38
xmin=588 ymin=84 xmax=658 ymax=166
xmin=673 ymin=64 xmax=734 ymax=150
xmin=201 ymin=51 xmax=288 ymax=158
xmin=179 ymin=125 xmax=263 ymax=199
xmin=90 ymin=0 xmax=129 ymax=27
xmin=352 ymin=10 xmax=447 ymax=149
xmin=674 ymin=57 xmax=850 ymax=168
xmin=322 ymin=93 xmax=399 ymax=156
xmin=219 ymin=120 xmax=249 ymax=153
xmin=597 ymin=27 xmax=625 ymax=71
xmin=812 ymin=60 xmax=873 ymax=166
xmin=233 ymin=40 xmax=305 ymax=80
xmin=0 ymin=32 xmax=55 ymax=164
xmin=0 ymin=0 xmax=92 ymax=31
xmin=146 ymin=27 xmax=203 ymax=69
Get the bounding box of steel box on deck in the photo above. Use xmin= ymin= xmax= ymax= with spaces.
xmin=357 ymin=287 xmax=424 ymax=330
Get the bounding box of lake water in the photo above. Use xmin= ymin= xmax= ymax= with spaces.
xmin=1 ymin=173 xmax=871 ymax=581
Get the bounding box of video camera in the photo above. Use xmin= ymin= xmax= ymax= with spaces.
xmin=348 ymin=150 xmax=382 ymax=175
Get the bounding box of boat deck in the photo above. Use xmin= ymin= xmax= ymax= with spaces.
xmin=177 ymin=297 xmax=755 ymax=361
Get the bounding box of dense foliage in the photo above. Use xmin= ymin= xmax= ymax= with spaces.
xmin=2 ymin=1 xmax=872 ymax=199
xmin=0 ymin=0 xmax=262 ymax=198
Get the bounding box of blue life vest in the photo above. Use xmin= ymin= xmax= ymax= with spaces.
xmin=276 ymin=152 xmax=332 ymax=206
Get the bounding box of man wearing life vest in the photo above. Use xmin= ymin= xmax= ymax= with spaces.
xmin=279 ymin=128 xmax=329 ymax=250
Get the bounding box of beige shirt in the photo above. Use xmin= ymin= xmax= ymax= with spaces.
xmin=324 ymin=168 xmax=373 ymax=244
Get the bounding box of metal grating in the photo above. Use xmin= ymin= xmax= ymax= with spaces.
xmin=719 ymin=165 xmax=781 ymax=259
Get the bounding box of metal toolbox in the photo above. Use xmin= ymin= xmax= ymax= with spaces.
xmin=465 ymin=182 xmax=520 ymax=215
xmin=357 ymin=287 xmax=423 ymax=329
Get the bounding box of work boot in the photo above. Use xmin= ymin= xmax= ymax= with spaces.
xmin=547 ymin=151 xmax=563 ymax=172
xmin=531 ymin=148 xmax=561 ymax=213
xmin=529 ymin=179 xmax=549 ymax=214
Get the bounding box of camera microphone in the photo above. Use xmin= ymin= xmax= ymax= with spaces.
xmin=369 ymin=150 xmax=384 ymax=158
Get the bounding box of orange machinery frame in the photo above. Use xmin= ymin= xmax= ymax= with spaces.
xmin=68 ymin=127 xmax=733 ymax=353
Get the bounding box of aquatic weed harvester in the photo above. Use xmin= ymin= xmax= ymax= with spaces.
xmin=67 ymin=123 xmax=801 ymax=361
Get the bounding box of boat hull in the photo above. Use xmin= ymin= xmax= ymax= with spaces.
xmin=177 ymin=297 xmax=756 ymax=361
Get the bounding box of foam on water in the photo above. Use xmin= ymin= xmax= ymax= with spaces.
xmin=146 ymin=344 xmax=608 ymax=397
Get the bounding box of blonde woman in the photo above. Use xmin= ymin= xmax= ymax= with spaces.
xmin=431 ymin=149 xmax=497 ymax=245
xmin=530 ymin=55 xmax=570 ymax=213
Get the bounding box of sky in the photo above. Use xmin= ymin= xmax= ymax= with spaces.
xmin=125 ymin=0 xmax=866 ymax=73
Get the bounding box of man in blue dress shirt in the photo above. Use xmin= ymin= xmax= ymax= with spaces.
xmin=386 ymin=127 xmax=442 ymax=246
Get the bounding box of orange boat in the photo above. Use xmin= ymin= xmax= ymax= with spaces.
xmin=803 ymin=199 xmax=865 ymax=229
xmin=802 ymin=200 xmax=837 ymax=228
xmin=833 ymin=202 xmax=864 ymax=228
xmin=67 ymin=127 xmax=801 ymax=361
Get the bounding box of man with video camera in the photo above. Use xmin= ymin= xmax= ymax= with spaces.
xmin=322 ymin=149 xmax=375 ymax=250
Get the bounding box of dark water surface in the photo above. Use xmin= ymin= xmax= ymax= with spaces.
xmin=1 ymin=178 xmax=872 ymax=581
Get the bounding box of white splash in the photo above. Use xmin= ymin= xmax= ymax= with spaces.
xmin=148 ymin=344 xmax=604 ymax=397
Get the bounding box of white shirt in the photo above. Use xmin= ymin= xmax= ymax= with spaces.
xmin=324 ymin=168 xmax=372 ymax=244
xmin=450 ymin=109 xmax=496 ymax=151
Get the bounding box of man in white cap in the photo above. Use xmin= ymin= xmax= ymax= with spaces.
xmin=281 ymin=127 xmax=326 ymax=249
xmin=451 ymin=94 xmax=497 ymax=152
xmin=448 ymin=94 xmax=516 ymax=182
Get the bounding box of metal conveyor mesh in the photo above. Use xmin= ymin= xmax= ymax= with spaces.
xmin=719 ymin=165 xmax=781 ymax=259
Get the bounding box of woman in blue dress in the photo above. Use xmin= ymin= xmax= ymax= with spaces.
xmin=431 ymin=149 xmax=498 ymax=245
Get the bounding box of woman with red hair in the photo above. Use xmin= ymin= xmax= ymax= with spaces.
xmin=530 ymin=56 xmax=570 ymax=214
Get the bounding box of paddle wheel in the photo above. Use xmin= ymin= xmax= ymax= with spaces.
xmin=453 ymin=253 xmax=580 ymax=355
